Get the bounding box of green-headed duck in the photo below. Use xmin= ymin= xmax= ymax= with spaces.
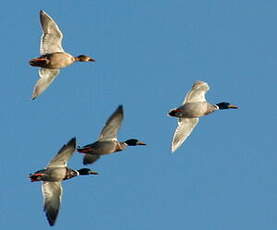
xmin=77 ymin=105 xmax=146 ymax=165
xmin=29 ymin=137 xmax=98 ymax=226
xmin=168 ymin=81 xmax=238 ymax=152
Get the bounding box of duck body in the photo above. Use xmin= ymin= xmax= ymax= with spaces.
xmin=169 ymin=102 xmax=218 ymax=118
xmin=29 ymin=52 xmax=75 ymax=69
xmin=29 ymin=167 xmax=79 ymax=182
xmin=169 ymin=81 xmax=238 ymax=152
xmin=77 ymin=105 xmax=146 ymax=165
xmin=78 ymin=140 xmax=126 ymax=155
xmin=77 ymin=140 xmax=128 ymax=165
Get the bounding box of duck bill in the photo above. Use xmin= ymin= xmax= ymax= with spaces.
xmin=228 ymin=104 xmax=239 ymax=109
xmin=137 ymin=141 xmax=146 ymax=146
xmin=89 ymin=171 xmax=99 ymax=175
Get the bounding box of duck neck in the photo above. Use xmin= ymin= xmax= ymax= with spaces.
xmin=63 ymin=168 xmax=79 ymax=180
xmin=74 ymin=56 xmax=81 ymax=62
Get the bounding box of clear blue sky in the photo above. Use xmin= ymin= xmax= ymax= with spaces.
xmin=1 ymin=0 xmax=277 ymax=229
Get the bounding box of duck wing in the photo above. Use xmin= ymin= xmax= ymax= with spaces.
xmin=171 ymin=118 xmax=199 ymax=152
xmin=40 ymin=10 xmax=64 ymax=55
xmin=42 ymin=181 xmax=62 ymax=226
xmin=32 ymin=68 xmax=60 ymax=100
xmin=47 ymin=138 xmax=76 ymax=168
xmin=183 ymin=81 xmax=209 ymax=104
xmin=83 ymin=154 xmax=101 ymax=165
xmin=98 ymin=105 xmax=124 ymax=141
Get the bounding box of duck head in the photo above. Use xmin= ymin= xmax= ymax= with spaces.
xmin=124 ymin=139 xmax=146 ymax=146
xmin=75 ymin=55 xmax=95 ymax=62
xmin=216 ymin=102 xmax=239 ymax=110
xmin=77 ymin=168 xmax=98 ymax=175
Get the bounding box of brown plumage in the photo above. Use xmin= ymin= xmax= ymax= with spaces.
xmin=29 ymin=10 xmax=95 ymax=99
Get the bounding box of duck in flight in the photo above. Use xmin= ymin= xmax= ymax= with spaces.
xmin=29 ymin=10 xmax=95 ymax=99
xmin=168 ymin=81 xmax=238 ymax=152
xmin=29 ymin=138 xmax=98 ymax=226
xmin=77 ymin=105 xmax=146 ymax=165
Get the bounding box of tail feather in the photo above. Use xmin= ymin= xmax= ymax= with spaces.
xmin=168 ymin=109 xmax=182 ymax=117
xmin=77 ymin=146 xmax=93 ymax=153
xmin=29 ymin=57 xmax=48 ymax=67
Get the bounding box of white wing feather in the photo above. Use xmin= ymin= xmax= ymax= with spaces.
xmin=183 ymin=81 xmax=209 ymax=104
xmin=171 ymin=118 xmax=199 ymax=152
xmin=40 ymin=10 xmax=64 ymax=55
xmin=32 ymin=68 xmax=60 ymax=100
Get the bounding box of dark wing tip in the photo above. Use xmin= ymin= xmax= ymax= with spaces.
xmin=83 ymin=154 xmax=100 ymax=165
xmin=117 ymin=105 xmax=123 ymax=113
xmin=44 ymin=204 xmax=59 ymax=226
xmin=40 ymin=10 xmax=47 ymax=17
xmin=32 ymin=92 xmax=38 ymax=100
xmin=83 ymin=158 xmax=89 ymax=165
xmin=46 ymin=212 xmax=57 ymax=226
xmin=68 ymin=137 xmax=76 ymax=148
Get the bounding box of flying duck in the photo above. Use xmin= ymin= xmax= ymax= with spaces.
xmin=29 ymin=10 xmax=95 ymax=99
xmin=168 ymin=81 xmax=238 ymax=152
xmin=29 ymin=137 xmax=98 ymax=226
xmin=77 ymin=105 xmax=146 ymax=165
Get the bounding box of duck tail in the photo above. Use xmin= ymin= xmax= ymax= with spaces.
xmin=29 ymin=57 xmax=48 ymax=67
xmin=77 ymin=146 xmax=92 ymax=154
xmin=168 ymin=109 xmax=182 ymax=117
xmin=29 ymin=173 xmax=44 ymax=182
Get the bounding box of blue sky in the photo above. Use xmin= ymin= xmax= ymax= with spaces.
xmin=1 ymin=0 xmax=277 ymax=229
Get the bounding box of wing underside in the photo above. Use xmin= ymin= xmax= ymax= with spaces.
xmin=171 ymin=118 xmax=199 ymax=152
xmin=42 ymin=181 xmax=62 ymax=226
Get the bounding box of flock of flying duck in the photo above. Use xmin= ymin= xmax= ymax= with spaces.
xmin=28 ymin=10 xmax=239 ymax=226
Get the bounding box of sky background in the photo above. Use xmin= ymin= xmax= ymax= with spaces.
xmin=1 ymin=0 xmax=277 ymax=229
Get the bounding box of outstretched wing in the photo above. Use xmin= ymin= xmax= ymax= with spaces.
xmin=171 ymin=118 xmax=199 ymax=152
xmin=42 ymin=181 xmax=62 ymax=226
xmin=98 ymin=105 xmax=124 ymax=141
xmin=47 ymin=138 xmax=76 ymax=168
xmin=183 ymin=81 xmax=209 ymax=104
xmin=32 ymin=68 xmax=60 ymax=100
xmin=40 ymin=10 xmax=64 ymax=55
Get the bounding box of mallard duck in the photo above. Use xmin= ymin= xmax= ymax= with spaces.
xmin=77 ymin=105 xmax=146 ymax=165
xmin=168 ymin=81 xmax=238 ymax=152
xmin=29 ymin=138 xmax=98 ymax=226
xmin=29 ymin=10 xmax=95 ymax=99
